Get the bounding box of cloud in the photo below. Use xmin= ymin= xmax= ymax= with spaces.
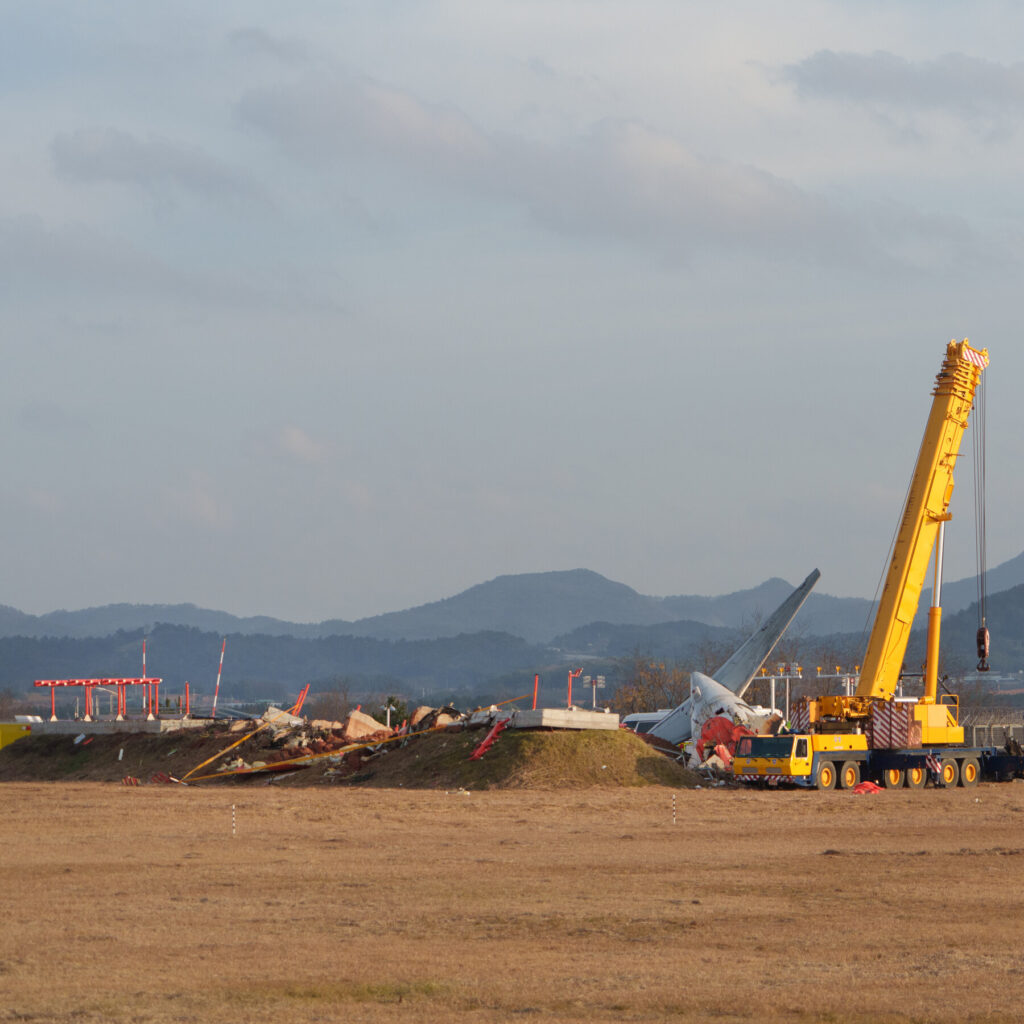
xmin=19 ymin=401 xmax=91 ymax=437
xmin=161 ymin=473 xmax=233 ymax=529
xmin=225 ymin=27 xmax=310 ymax=66
xmin=276 ymin=424 xmax=328 ymax=465
xmin=0 ymin=214 xmax=176 ymax=299
xmin=236 ymin=75 xmax=833 ymax=251
xmin=508 ymin=118 xmax=848 ymax=255
xmin=781 ymin=51 xmax=1024 ymax=120
xmin=243 ymin=425 xmax=331 ymax=466
xmin=236 ymin=73 xmax=494 ymax=176
xmin=236 ymin=72 xmax=977 ymax=266
xmin=51 ymin=127 xmax=251 ymax=198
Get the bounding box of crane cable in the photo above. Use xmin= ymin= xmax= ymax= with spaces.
xmin=973 ymin=371 xmax=990 ymax=670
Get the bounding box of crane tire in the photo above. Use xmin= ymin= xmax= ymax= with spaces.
xmin=905 ymin=765 xmax=927 ymax=790
xmin=838 ymin=760 xmax=861 ymax=790
xmin=939 ymin=757 xmax=959 ymax=788
xmin=958 ymin=756 xmax=980 ymax=788
xmin=814 ymin=760 xmax=837 ymax=791
xmin=881 ymin=767 xmax=905 ymax=789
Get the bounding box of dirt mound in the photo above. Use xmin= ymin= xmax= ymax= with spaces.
xmin=345 ymin=727 xmax=699 ymax=789
xmin=0 ymin=727 xmax=243 ymax=783
xmin=0 ymin=724 xmax=699 ymax=789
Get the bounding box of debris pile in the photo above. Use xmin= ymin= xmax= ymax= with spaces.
xmin=192 ymin=703 xmax=497 ymax=782
xmin=0 ymin=702 xmax=700 ymax=789
xmin=203 ymin=706 xmax=407 ymax=780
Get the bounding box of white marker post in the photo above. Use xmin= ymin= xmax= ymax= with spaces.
xmin=211 ymin=639 xmax=226 ymax=719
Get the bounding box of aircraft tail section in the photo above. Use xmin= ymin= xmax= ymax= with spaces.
xmin=647 ymin=569 xmax=819 ymax=747
xmin=714 ymin=568 xmax=819 ymax=698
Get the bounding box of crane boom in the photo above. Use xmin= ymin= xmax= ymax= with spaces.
xmin=856 ymin=339 xmax=988 ymax=701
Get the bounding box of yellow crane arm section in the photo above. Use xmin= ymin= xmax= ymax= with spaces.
xmin=855 ymin=340 xmax=988 ymax=701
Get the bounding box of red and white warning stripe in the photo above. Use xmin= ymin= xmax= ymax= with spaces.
xmin=961 ymin=345 xmax=989 ymax=369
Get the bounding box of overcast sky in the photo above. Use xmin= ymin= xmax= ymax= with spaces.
xmin=3 ymin=2 xmax=1023 ymax=621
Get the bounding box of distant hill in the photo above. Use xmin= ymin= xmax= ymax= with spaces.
xmin=0 ymin=571 xmax=821 ymax=644
xmin=0 ymin=602 xmax=334 ymax=641
xmin=550 ymin=619 xmax=742 ymax=661
xmin=914 ymin=549 xmax=1024 ymax=626
xmin=5 ymin=577 xmax=1024 ymax=709
xmin=1 ymin=552 xmax=1022 ymax=646
xmin=0 ymin=624 xmax=552 ymax=702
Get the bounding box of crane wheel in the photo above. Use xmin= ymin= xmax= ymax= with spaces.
xmin=939 ymin=758 xmax=959 ymax=788
xmin=881 ymin=767 xmax=905 ymax=789
xmin=905 ymin=766 xmax=927 ymax=790
xmin=838 ymin=760 xmax=861 ymax=790
xmin=958 ymin=757 xmax=980 ymax=788
xmin=814 ymin=761 xmax=837 ymax=791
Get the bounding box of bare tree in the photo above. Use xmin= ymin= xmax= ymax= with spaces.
xmin=303 ymin=677 xmax=352 ymax=724
xmin=609 ymin=653 xmax=690 ymax=714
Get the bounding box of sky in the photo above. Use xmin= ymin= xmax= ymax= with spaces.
xmin=3 ymin=1 xmax=1024 ymax=622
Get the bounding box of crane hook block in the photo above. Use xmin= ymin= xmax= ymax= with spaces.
xmin=976 ymin=626 xmax=990 ymax=672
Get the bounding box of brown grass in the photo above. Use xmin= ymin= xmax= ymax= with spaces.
xmin=0 ymin=726 xmax=699 ymax=789
xmin=347 ymin=727 xmax=699 ymax=789
xmin=2 ymin=782 xmax=1023 ymax=1023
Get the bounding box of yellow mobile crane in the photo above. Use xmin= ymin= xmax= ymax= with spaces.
xmin=733 ymin=339 xmax=1010 ymax=790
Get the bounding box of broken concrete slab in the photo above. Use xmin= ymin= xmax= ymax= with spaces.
xmin=263 ymin=706 xmax=304 ymax=728
xmin=467 ymin=707 xmax=512 ymax=728
xmin=342 ymin=709 xmax=390 ymax=742
xmin=27 ymin=719 xmax=210 ymax=737
xmin=511 ymin=708 xmax=620 ymax=731
xmin=309 ymin=719 xmax=343 ymax=731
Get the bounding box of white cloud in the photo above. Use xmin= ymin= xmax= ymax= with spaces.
xmin=276 ymin=424 xmax=328 ymax=464
xmin=225 ymin=26 xmax=310 ymax=66
xmin=236 ymin=71 xmax=984 ymax=269
xmin=160 ymin=473 xmax=233 ymax=529
xmin=782 ymin=50 xmax=1024 ymax=121
xmin=236 ymin=72 xmax=494 ymax=176
xmin=51 ymin=127 xmax=252 ymax=198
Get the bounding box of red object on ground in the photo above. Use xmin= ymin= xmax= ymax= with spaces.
xmin=469 ymin=718 xmax=509 ymax=761
xmin=852 ymin=781 xmax=883 ymax=795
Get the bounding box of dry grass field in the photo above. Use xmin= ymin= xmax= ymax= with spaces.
xmin=3 ymin=782 xmax=1024 ymax=1023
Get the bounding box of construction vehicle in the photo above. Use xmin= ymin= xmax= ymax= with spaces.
xmin=733 ymin=339 xmax=1019 ymax=790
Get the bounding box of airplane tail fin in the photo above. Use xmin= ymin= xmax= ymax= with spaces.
xmin=647 ymin=569 xmax=819 ymax=747
xmin=713 ymin=568 xmax=820 ymax=697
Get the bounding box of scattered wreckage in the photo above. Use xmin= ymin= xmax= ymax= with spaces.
xmin=167 ymin=700 xmax=619 ymax=785
xmin=177 ymin=703 xmax=467 ymax=784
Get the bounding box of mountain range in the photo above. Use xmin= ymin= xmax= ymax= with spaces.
xmin=3 ymin=551 xmax=1022 ymax=645
xmin=2 ymin=554 xmax=1022 ymax=703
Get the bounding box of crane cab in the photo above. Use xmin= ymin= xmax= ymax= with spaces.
xmin=733 ymin=732 xmax=868 ymax=787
